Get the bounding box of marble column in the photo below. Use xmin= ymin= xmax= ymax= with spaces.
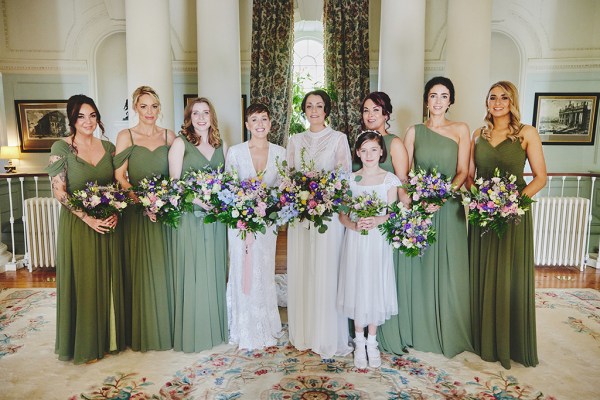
xmin=445 ymin=0 xmax=493 ymax=131
xmin=196 ymin=0 xmax=242 ymax=147
xmin=378 ymin=0 xmax=426 ymax=137
xmin=125 ymin=0 xmax=174 ymax=130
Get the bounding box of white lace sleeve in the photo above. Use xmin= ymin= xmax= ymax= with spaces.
xmin=225 ymin=145 xmax=239 ymax=173
xmin=334 ymin=133 xmax=352 ymax=172
xmin=286 ymin=135 xmax=297 ymax=168
xmin=385 ymin=172 xmax=402 ymax=190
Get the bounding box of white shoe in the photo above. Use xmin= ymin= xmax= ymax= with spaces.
xmin=367 ymin=341 xmax=381 ymax=368
xmin=353 ymin=338 xmax=367 ymax=369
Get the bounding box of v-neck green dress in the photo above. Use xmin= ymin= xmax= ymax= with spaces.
xmin=469 ymin=136 xmax=538 ymax=369
xmin=172 ymin=137 xmax=228 ymax=353
xmin=379 ymin=124 xmax=473 ymax=357
xmin=46 ymin=140 xmax=126 ymax=364
xmin=113 ymin=130 xmax=173 ymax=351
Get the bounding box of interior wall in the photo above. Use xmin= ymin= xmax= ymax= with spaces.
xmin=96 ymin=32 xmax=127 ymax=144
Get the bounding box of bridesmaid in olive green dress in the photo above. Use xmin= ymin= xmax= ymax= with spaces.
xmin=114 ymin=86 xmax=176 ymax=351
xmin=168 ymin=97 xmax=229 ymax=352
xmin=47 ymin=94 xmax=125 ymax=364
xmin=467 ymin=81 xmax=546 ymax=369
xmin=359 ymin=92 xmax=410 ymax=353
xmin=388 ymin=77 xmax=473 ymax=358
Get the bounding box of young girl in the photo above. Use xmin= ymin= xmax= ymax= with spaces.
xmin=337 ymin=130 xmax=400 ymax=369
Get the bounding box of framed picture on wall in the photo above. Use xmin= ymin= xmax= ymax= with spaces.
xmin=533 ymin=92 xmax=600 ymax=145
xmin=182 ymin=94 xmax=249 ymax=141
xmin=15 ymin=100 xmax=70 ymax=152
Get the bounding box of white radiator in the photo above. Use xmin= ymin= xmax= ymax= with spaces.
xmin=531 ymin=196 xmax=590 ymax=270
xmin=23 ymin=197 xmax=61 ymax=270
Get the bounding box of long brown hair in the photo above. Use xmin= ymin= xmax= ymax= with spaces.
xmin=179 ymin=97 xmax=222 ymax=147
xmin=66 ymin=94 xmax=105 ymax=154
xmin=481 ymin=81 xmax=523 ymax=142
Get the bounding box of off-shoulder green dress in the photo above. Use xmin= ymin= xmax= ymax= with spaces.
xmin=379 ymin=124 xmax=473 ymax=357
xmin=172 ymin=137 xmax=227 ymax=352
xmin=470 ymin=136 xmax=538 ymax=369
xmin=113 ymin=130 xmax=173 ymax=351
xmin=46 ymin=139 xmax=126 ymax=364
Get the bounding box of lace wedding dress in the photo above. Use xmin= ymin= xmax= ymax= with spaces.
xmin=286 ymin=126 xmax=353 ymax=358
xmin=225 ymin=141 xmax=286 ymax=350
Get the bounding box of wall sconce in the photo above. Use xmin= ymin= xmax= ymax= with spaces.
xmin=0 ymin=146 xmax=20 ymax=173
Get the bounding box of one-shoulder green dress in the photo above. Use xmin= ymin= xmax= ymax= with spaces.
xmin=46 ymin=140 xmax=126 ymax=364
xmin=172 ymin=137 xmax=228 ymax=352
xmin=113 ymin=130 xmax=173 ymax=351
xmin=470 ymin=136 xmax=538 ymax=369
xmin=379 ymin=124 xmax=473 ymax=357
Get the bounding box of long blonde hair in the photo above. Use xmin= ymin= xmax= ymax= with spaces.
xmin=481 ymin=81 xmax=523 ymax=141
xmin=180 ymin=97 xmax=222 ymax=147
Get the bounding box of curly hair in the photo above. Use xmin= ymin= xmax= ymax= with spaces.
xmin=481 ymin=81 xmax=523 ymax=142
xmin=360 ymin=91 xmax=393 ymax=131
xmin=179 ymin=97 xmax=222 ymax=147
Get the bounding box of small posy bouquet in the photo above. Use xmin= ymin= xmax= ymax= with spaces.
xmin=404 ymin=167 xmax=455 ymax=213
xmin=180 ymin=165 xmax=236 ymax=221
xmin=462 ymin=167 xmax=533 ymax=238
xmin=135 ymin=175 xmax=186 ymax=228
xmin=348 ymin=192 xmax=387 ymax=235
xmin=379 ymin=201 xmax=436 ymax=257
xmin=274 ymin=150 xmax=351 ymax=233
xmin=68 ymin=182 xmax=129 ymax=226
xmin=212 ymin=172 xmax=278 ymax=239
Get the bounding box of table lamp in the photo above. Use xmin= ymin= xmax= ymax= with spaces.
xmin=0 ymin=146 xmax=20 ymax=173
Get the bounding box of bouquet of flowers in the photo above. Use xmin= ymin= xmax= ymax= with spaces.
xmin=462 ymin=167 xmax=533 ymax=238
xmin=404 ymin=167 xmax=455 ymax=213
xmin=348 ymin=192 xmax=388 ymax=235
xmin=68 ymin=181 xmax=130 ymax=227
xmin=273 ymin=150 xmax=351 ymax=233
xmin=211 ymin=172 xmax=278 ymax=239
xmin=180 ymin=165 xmax=236 ymax=222
xmin=134 ymin=175 xmax=186 ymax=228
xmin=379 ymin=201 xmax=436 ymax=257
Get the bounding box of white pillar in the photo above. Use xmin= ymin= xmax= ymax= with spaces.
xmin=196 ymin=0 xmax=242 ymax=147
xmin=445 ymin=0 xmax=493 ymax=131
xmin=378 ymin=0 xmax=425 ymax=137
xmin=125 ymin=0 xmax=174 ymax=130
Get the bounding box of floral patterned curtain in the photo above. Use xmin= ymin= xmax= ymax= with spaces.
xmin=323 ymin=0 xmax=370 ymax=147
xmin=250 ymin=0 xmax=294 ymax=146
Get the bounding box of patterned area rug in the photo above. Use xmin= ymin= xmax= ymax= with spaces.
xmin=0 ymin=288 xmax=599 ymax=399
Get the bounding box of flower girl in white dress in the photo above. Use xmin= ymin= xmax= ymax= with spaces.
xmin=337 ymin=130 xmax=400 ymax=368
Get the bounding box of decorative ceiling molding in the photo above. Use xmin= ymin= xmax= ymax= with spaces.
xmin=0 ymin=59 xmax=88 ymax=74
xmin=527 ymin=58 xmax=600 ymax=72
xmin=172 ymin=61 xmax=197 ymax=74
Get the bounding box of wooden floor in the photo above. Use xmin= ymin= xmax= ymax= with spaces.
xmin=2 ymin=226 xmax=600 ymax=289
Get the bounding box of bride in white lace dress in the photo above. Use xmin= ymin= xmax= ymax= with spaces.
xmin=286 ymin=90 xmax=353 ymax=358
xmin=225 ymin=104 xmax=285 ymax=350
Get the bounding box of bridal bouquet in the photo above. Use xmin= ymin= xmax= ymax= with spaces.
xmin=379 ymin=201 xmax=436 ymax=257
xmin=404 ymin=167 xmax=455 ymax=213
xmin=68 ymin=182 xmax=130 ymax=228
xmin=462 ymin=167 xmax=533 ymax=238
xmin=211 ymin=172 xmax=278 ymax=240
xmin=180 ymin=166 xmax=236 ymax=222
xmin=135 ymin=175 xmax=186 ymax=228
xmin=274 ymin=150 xmax=351 ymax=233
xmin=348 ymin=192 xmax=388 ymax=235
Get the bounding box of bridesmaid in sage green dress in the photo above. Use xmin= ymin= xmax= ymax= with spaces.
xmin=359 ymin=92 xmax=410 ymax=354
xmin=386 ymin=77 xmax=473 ymax=358
xmin=114 ymin=86 xmax=176 ymax=351
xmin=467 ymin=81 xmax=546 ymax=369
xmin=47 ymin=94 xmax=125 ymax=364
xmin=168 ymin=97 xmax=228 ymax=352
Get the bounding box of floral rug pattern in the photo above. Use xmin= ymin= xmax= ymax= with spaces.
xmin=0 ymin=288 xmax=598 ymax=399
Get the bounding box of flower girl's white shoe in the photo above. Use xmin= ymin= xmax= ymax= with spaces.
xmin=366 ymin=340 xmax=381 ymax=368
xmin=353 ymin=337 xmax=368 ymax=369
